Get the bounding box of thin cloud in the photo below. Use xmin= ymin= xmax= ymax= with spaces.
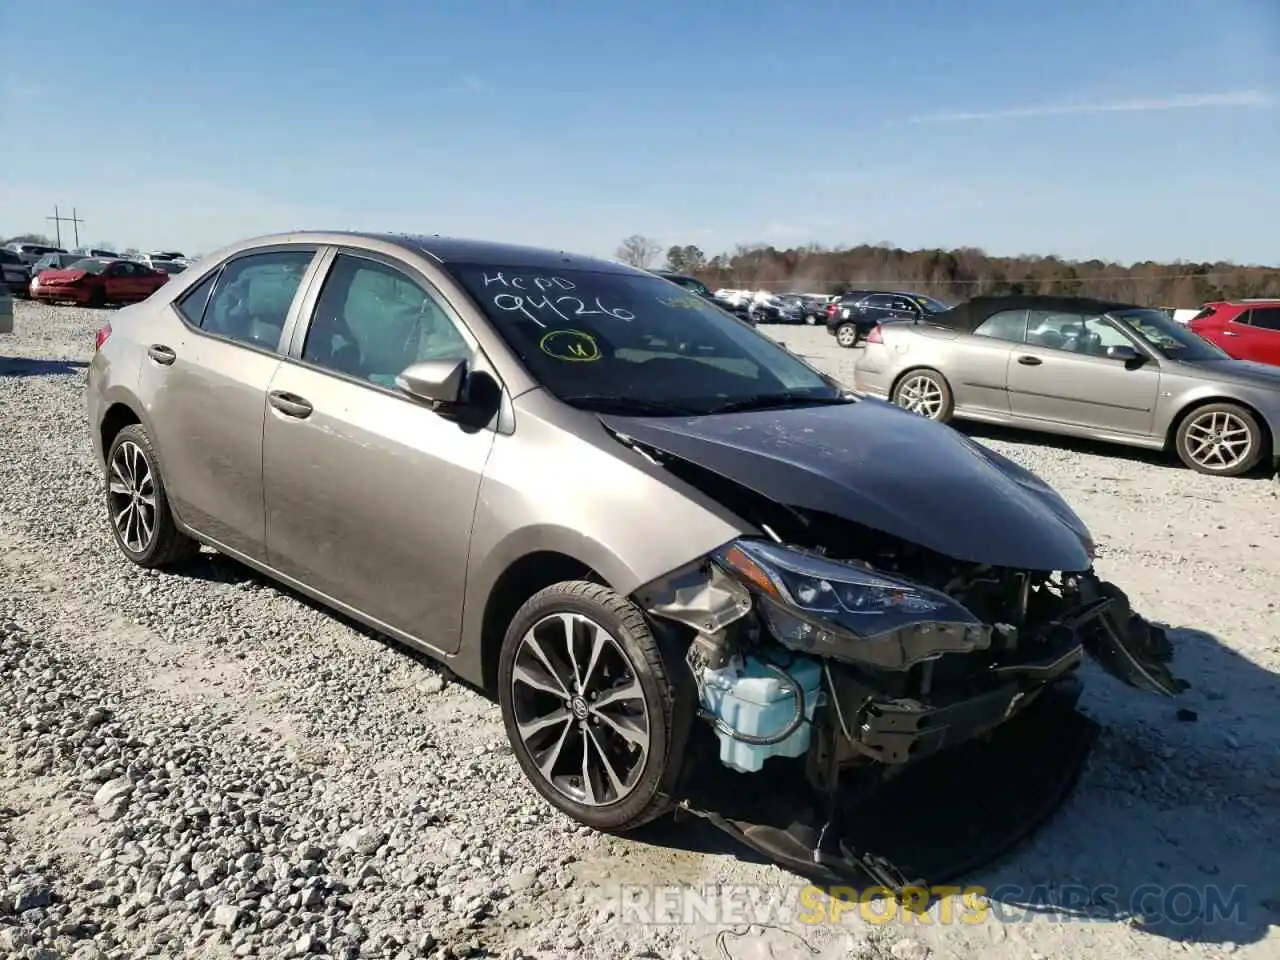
xmin=908 ymin=90 xmax=1273 ymax=123
xmin=446 ymin=75 xmax=490 ymax=94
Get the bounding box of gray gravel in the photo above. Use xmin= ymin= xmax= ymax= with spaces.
xmin=2 ymin=304 xmax=1278 ymax=960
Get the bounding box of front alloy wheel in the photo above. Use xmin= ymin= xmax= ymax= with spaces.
xmin=1175 ymin=403 xmax=1264 ymax=477
xmin=498 ymin=581 xmax=675 ymax=832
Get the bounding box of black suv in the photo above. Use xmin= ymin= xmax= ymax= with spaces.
xmin=825 ymin=290 xmax=951 ymax=347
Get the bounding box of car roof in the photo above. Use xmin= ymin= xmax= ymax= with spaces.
xmin=212 ymin=231 xmax=650 ymax=277
xmin=930 ymin=294 xmax=1143 ymax=333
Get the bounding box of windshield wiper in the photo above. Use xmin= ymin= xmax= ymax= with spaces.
xmin=559 ymin=395 xmax=702 ymax=416
xmin=710 ymin=393 xmax=852 ymax=414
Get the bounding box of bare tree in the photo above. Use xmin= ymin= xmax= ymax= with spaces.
xmin=616 ymin=235 xmax=661 ymax=269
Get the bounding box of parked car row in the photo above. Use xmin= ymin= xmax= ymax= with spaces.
xmin=2 ymin=241 xmax=192 ymax=300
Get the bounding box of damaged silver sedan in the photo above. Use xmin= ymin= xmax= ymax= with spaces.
xmin=84 ymin=232 xmax=1183 ymax=888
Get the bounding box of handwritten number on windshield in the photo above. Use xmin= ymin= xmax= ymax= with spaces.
xmin=483 ymin=272 xmax=636 ymax=325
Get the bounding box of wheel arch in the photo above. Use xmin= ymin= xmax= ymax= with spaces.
xmin=99 ymin=401 xmax=144 ymax=461
xmin=889 ymin=364 xmax=951 ymax=399
xmin=1164 ymin=395 xmax=1274 ymax=459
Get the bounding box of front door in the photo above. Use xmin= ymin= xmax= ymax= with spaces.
xmin=261 ymin=249 xmax=496 ymax=654
xmin=137 ymin=247 xmax=319 ymax=559
xmin=1006 ymin=310 xmax=1160 ymax=437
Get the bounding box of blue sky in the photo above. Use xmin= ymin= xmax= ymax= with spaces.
xmin=2 ymin=0 xmax=1276 ymax=265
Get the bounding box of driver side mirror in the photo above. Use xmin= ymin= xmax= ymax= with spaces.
xmin=396 ymin=358 xmax=467 ymax=406
xmin=1105 ymin=345 xmax=1148 ymax=369
xmin=1105 ymin=345 xmax=1140 ymax=361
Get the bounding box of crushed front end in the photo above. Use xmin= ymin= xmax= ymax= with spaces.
xmin=635 ymin=526 xmax=1183 ymax=890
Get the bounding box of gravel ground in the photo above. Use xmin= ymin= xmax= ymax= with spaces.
xmin=1 ymin=303 xmax=1278 ymax=960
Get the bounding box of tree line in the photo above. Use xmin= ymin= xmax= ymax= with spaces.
xmin=615 ymin=234 xmax=1279 ymax=308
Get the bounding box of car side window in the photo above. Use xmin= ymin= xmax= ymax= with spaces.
xmin=1026 ymin=311 xmax=1129 ymax=356
xmin=176 ymin=271 xmax=220 ymax=327
xmin=200 ymin=250 xmax=315 ymax=349
xmin=863 ymin=294 xmax=893 ymax=309
xmin=973 ymin=309 xmax=1028 ymax=343
xmin=889 ymin=296 xmax=918 ymax=312
xmin=1250 ymin=308 xmax=1280 ymax=331
xmin=302 ymin=254 xmax=472 ymax=389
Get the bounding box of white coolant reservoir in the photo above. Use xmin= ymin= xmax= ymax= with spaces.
xmin=698 ymin=655 xmax=824 ymax=774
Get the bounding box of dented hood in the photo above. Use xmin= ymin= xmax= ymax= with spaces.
xmin=600 ymin=398 xmax=1094 ymax=572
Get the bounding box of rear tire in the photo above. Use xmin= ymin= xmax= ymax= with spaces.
xmin=1174 ymin=402 xmax=1264 ymax=477
xmin=105 ymin=424 xmax=200 ymax=568
xmin=891 ymin=368 xmax=955 ymax=422
xmin=498 ymin=581 xmax=676 ymax=833
xmin=88 ymin=287 xmax=106 ymax=308
xmin=835 ymin=322 xmax=859 ymax=348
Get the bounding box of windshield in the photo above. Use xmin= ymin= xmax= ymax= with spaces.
xmin=152 ymin=261 xmax=185 ymax=273
xmin=447 ymin=264 xmax=843 ymax=414
xmin=69 ymin=258 xmax=110 ymax=275
xmin=1114 ymin=308 xmax=1228 ymax=361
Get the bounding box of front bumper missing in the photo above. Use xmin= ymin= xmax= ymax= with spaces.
xmin=677 ymin=674 xmax=1098 ymax=894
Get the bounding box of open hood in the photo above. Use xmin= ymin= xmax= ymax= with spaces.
xmin=600 ymin=397 xmax=1094 ymax=572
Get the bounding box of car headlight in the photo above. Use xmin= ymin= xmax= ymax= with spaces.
xmin=713 ymin=539 xmax=991 ymax=670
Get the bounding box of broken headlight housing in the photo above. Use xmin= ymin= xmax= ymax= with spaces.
xmin=713 ymin=539 xmax=992 ymax=670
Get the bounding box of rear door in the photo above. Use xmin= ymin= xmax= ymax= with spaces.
xmin=136 ymin=246 xmax=321 ymax=560
xmin=945 ymin=307 xmax=1025 ymax=415
xmin=1006 ymin=310 xmax=1159 ymax=437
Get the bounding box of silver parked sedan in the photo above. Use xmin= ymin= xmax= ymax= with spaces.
xmin=853 ymin=295 xmax=1280 ymax=477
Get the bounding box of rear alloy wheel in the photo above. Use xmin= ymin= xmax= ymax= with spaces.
xmin=835 ymin=322 xmax=859 ymax=348
xmin=105 ymin=424 xmax=200 ymax=567
xmin=498 ymin=581 xmax=675 ymax=833
xmin=892 ymin=368 xmax=954 ymax=422
xmin=1175 ymin=403 xmax=1264 ymax=477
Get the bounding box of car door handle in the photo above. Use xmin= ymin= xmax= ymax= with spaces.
xmin=147 ymin=344 xmax=176 ymax=365
xmin=1221 ymin=331 xmax=1240 ymax=337
xmin=268 ymin=390 xmax=313 ymax=419
xmin=1017 ymin=355 xmax=1043 ymax=366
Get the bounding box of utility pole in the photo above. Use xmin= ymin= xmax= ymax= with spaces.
xmin=45 ymin=206 xmax=85 ymax=249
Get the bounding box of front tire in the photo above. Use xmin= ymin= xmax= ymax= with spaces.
xmin=1174 ymin=402 xmax=1264 ymax=477
xmin=105 ymin=424 xmax=200 ymax=568
xmin=892 ymin=368 xmax=954 ymax=422
xmin=498 ymin=581 xmax=675 ymax=833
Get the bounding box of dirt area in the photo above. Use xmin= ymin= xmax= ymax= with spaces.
xmin=1 ymin=303 xmax=1277 ymax=960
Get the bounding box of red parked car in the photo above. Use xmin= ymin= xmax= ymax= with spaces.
xmin=1189 ymin=299 xmax=1280 ymax=368
xmin=31 ymin=257 xmax=170 ymax=308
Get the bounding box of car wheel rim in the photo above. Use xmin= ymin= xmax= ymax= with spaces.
xmin=510 ymin=612 xmax=651 ymax=807
xmin=1185 ymin=411 xmax=1252 ymax=470
xmin=897 ymin=375 xmax=945 ymax=418
xmin=837 ymin=327 xmax=856 ymax=346
xmin=108 ymin=441 xmax=157 ymax=552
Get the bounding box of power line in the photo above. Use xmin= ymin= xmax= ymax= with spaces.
xmin=45 ymin=206 xmax=84 ymax=249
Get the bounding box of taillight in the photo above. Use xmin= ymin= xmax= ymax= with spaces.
xmin=866 ymin=325 xmax=883 ymax=344
xmin=95 ymin=323 xmax=112 ymax=351
xmin=825 ymin=303 xmax=837 ymax=318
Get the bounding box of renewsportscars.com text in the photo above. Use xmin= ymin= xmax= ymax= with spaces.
xmin=617 ymin=883 xmax=1249 ymax=927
